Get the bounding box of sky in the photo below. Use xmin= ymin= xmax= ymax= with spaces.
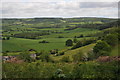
xmin=1 ymin=0 xmax=119 ymax=18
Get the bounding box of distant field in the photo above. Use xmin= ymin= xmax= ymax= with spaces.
xmin=43 ymin=28 xmax=99 ymax=38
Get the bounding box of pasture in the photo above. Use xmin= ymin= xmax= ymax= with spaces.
xmin=2 ymin=37 xmax=96 ymax=52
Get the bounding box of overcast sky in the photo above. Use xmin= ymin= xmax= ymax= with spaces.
xmin=1 ymin=0 xmax=119 ymax=18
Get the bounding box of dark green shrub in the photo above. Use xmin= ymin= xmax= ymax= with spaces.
xmin=93 ymin=40 xmax=111 ymax=58
xmin=103 ymin=34 xmax=118 ymax=46
xmin=59 ymin=52 xmax=65 ymax=56
xmin=39 ymin=40 xmax=49 ymax=43
xmin=66 ymin=39 xmax=73 ymax=46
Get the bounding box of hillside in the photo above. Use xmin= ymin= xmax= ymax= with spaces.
xmin=2 ymin=17 xmax=120 ymax=79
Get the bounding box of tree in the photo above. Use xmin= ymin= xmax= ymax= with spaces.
xmin=66 ymin=39 xmax=73 ymax=46
xmin=93 ymin=40 xmax=111 ymax=58
xmin=2 ymin=37 xmax=5 ymax=40
xmin=80 ymin=34 xmax=84 ymax=37
xmin=103 ymin=34 xmax=118 ymax=46
xmin=77 ymin=34 xmax=84 ymax=38
xmin=6 ymin=37 xmax=10 ymax=40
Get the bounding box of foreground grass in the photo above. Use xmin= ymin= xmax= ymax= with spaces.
xmin=2 ymin=60 xmax=119 ymax=79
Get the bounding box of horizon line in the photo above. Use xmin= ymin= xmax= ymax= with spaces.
xmin=0 ymin=16 xmax=118 ymax=19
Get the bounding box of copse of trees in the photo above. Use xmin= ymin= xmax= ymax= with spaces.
xmin=93 ymin=40 xmax=111 ymax=58
xmin=66 ymin=39 xmax=73 ymax=46
xmin=103 ymin=34 xmax=118 ymax=46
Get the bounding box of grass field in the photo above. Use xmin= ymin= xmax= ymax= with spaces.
xmin=2 ymin=37 xmax=92 ymax=52
xmin=110 ymin=44 xmax=120 ymax=56
xmin=43 ymin=28 xmax=99 ymax=38
xmin=2 ymin=25 xmax=97 ymax=53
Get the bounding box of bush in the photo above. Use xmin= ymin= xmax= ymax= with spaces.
xmin=58 ymin=36 xmax=64 ymax=38
xmin=77 ymin=34 xmax=84 ymax=38
xmin=39 ymin=40 xmax=49 ymax=43
xmin=2 ymin=37 xmax=6 ymax=40
xmin=59 ymin=52 xmax=65 ymax=56
xmin=40 ymin=51 xmax=53 ymax=62
xmin=6 ymin=37 xmax=10 ymax=40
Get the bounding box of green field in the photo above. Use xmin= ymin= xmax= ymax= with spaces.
xmin=3 ymin=36 xmax=96 ymax=52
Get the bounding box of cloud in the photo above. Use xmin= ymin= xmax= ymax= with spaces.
xmin=1 ymin=0 xmax=120 ymax=2
xmin=1 ymin=2 xmax=118 ymax=18
xmin=80 ymin=2 xmax=118 ymax=8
